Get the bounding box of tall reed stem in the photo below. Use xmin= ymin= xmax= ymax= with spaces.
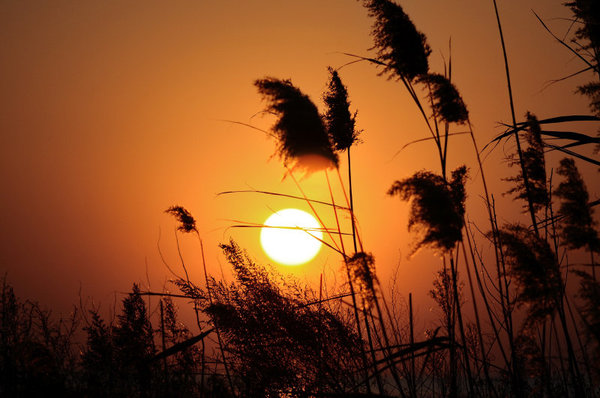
xmin=335 ymin=168 xmax=406 ymax=396
xmin=195 ymin=232 xmax=234 ymax=396
xmin=460 ymin=239 xmax=498 ymax=398
xmin=347 ymin=149 xmax=358 ymax=253
xmin=492 ymin=0 xmax=540 ymax=237
xmin=325 ymin=170 xmax=377 ymax=394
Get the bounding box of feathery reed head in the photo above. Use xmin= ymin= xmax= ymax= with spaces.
xmin=493 ymin=224 xmax=562 ymax=324
xmin=554 ymin=157 xmax=600 ymax=250
xmin=565 ymin=1 xmax=600 ymax=133
xmin=418 ymin=73 xmax=469 ymax=124
xmin=513 ymin=332 xmax=545 ymax=385
xmin=255 ymin=77 xmax=338 ymax=174
xmin=565 ymin=0 xmax=600 ymax=61
xmin=573 ymin=270 xmax=600 ymax=364
xmin=505 ymin=112 xmax=549 ymax=213
xmin=165 ymin=206 xmax=197 ymax=233
xmin=172 ymin=279 xmax=205 ymax=301
xmin=578 ymin=82 xmax=600 ymax=116
xmin=323 ymin=67 xmax=361 ymax=152
xmin=429 ymin=267 xmax=463 ymax=323
xmin=363 ymin=0 xmax=431 ymax=81
xmin=347 ymin=252 xmax=376 ymax=308
xmin=388 ymin=166 xmax=468 ymax=255
xmin=524 ymin=112 xmax=544 ymax=149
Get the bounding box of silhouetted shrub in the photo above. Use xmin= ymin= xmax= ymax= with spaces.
xmin=0 ymin=277 xmax=79 ymax=397
xmin=205 ymin=240 xmax=365 ymax=396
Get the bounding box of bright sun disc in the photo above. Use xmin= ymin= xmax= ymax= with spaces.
xmin=260 ymin=208 xmax=323 ymax=266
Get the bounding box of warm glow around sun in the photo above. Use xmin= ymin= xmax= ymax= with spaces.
xmin=260 ymin=208 xmax=323 ymax=266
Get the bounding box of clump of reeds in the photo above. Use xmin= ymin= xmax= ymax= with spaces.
xmin=255 ymin=77 xmax=338 ymax=174
xmin=206 ymin=240 xmax=365 ymax=395
xmin=387 ymin=165 xmax=467 ymax=254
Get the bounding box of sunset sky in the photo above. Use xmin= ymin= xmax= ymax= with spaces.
xmin=1 ymin=0 xmax=597 ymax=323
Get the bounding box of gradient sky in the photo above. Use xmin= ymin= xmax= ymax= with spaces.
xmin=1 ymin=0 xmax=597 ymax=322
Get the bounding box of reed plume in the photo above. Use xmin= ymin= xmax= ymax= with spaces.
xmin=573 ymin=270 xmax=600 ymax=368
xmin=323 ymin=67 xmax=361 ymax=152
xmin=165 ymin=206 xmax=197 ymax=233
xmin=494 ymin=224 xmax=562 ymax=325
xmin=554 ymin=157 xmax=599 ymax=251
xmin=418 ymin=73 xmax=469 ymax=124
xmin=429 ymin=267 xmax=463 ymax=328
xmin=565 ymin=0 xmax=600 ymax=153
xmin=347 ymin=252 xmax=376 ymax=307
xmin=565 ymin=0 xmax=600 ymax=71
xmin=388 ymin=166 xmax=467 ymax=254
xmin=578 ymin=82 xmax=600 ymax=116
xmin=362 ymin=0 xmax=431 ymax=81
xmin=505 ymin=112 xmax=549 ymax=213
xmin=255 ymin=77 xmax=338 ymax=174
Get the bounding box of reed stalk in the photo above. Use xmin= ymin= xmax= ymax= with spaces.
xmin=334 ymin=169 xmax=406 ymax=396
xmin=492 ymin=0 xmax=540 ymax=236
xmin=325 ymin=170 xmax=377 ymax=394
xmin=194 ymin=232 xmax=234 ymax=396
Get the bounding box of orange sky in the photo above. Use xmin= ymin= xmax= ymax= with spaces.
xmin=1 ymin=0 xmax=597 ymax=323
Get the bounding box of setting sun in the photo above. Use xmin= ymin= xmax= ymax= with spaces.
xmin=260 ymin=208 xmax=323 ymax=266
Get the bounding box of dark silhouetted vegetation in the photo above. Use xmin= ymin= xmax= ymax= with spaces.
xmin=323 ymin=67 xmax=361 ymax=153
xmin=255 ymin=77 xmax=338 ymax=174
xmin=505 ymin=112 xmax=550 ymax=213
xmin=2 ymin=1 xmax=600 ymax=397
xmin=388 ymin=166 xmax=467 ymax=254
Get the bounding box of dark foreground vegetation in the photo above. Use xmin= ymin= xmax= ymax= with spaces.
xmin=2 ymin=1 xmax=600 ymax=397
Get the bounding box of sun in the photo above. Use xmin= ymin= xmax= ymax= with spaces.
xmin=260 ymin=208 xmax=323 ymax=266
